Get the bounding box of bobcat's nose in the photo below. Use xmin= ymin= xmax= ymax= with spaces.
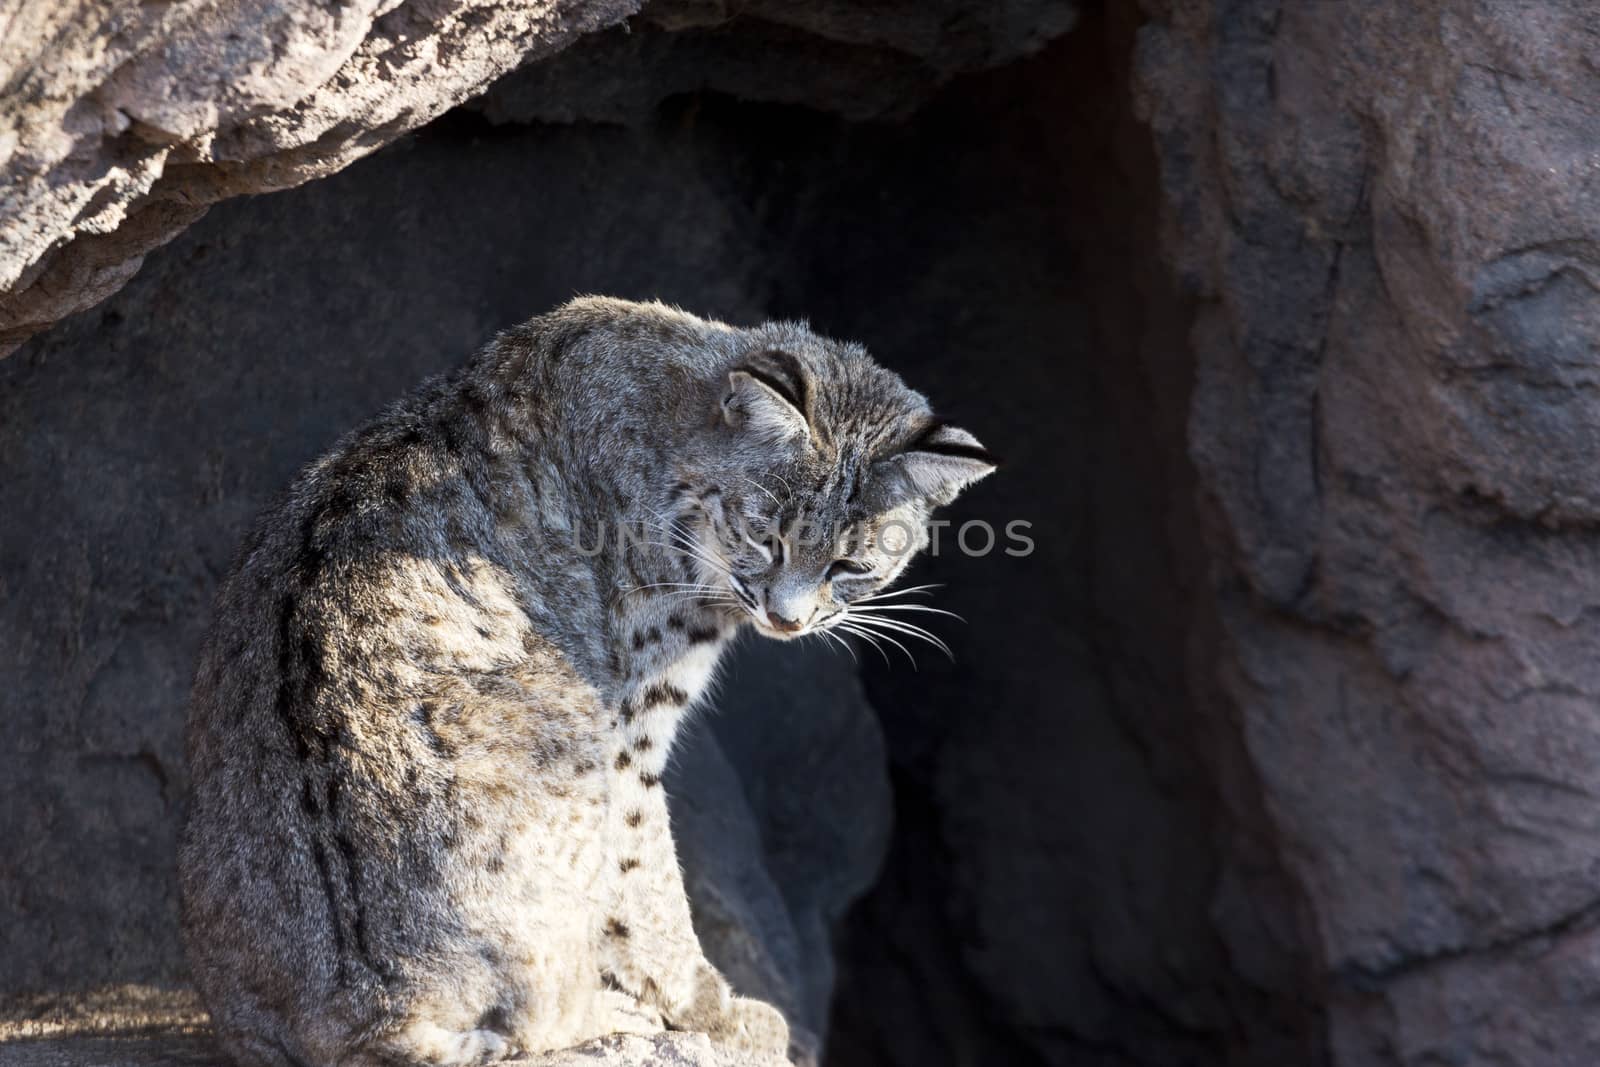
xmin=765 ymin=610 xmax=804 ymax=634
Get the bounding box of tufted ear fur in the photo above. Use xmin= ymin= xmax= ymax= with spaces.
xmin=876 ymin=421 xmax=998 ymax=507
xmin=721 ymin=358 xmax=810 ymax=446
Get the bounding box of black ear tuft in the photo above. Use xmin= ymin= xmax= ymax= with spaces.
xmin=721 ymin=349 xmax=816 ymax=446
xmin=875 ymin=420 xmax=998 ymax=507
xmin=722 ymin=369 xmax=808 ymax=445
xmin=908 ymin=419 xmax=1002 ymax=468
xmin=746 ymin=350 xmax=813 ymax=419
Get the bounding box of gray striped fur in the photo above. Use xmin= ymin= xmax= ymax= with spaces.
xmin=178 ymin=297 xmax=993 ymax=1067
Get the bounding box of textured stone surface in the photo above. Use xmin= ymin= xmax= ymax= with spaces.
xmin=0 ymin=986 xmax=761 ymax=1066
xmin=0 ymin=0 xmax=1075 ymax=356
xmin=12 ymin=1 xmax=1600 ymax=1065
xmin=476 ymin=0 xmax=1076 ymax=125
xmin=788 ymin=22 xmax=1319 ymax=1065
xmin=0 ymin=110 xmax=891 ymax=1059
xmin=0 ymin=0 xmax=639 ymax=353
xmin=0 ymin=22 xmax=1315 ymax=1067
xmin=673 ymin=647 xmax=890 ymax=1046
xmin=3 ymin=49 xmax=1294 ymax=1066
xmin=1135 ymin=0 xmax=1600 ymax=1063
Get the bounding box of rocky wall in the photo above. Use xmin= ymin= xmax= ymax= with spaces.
xmin=1136 ymin=1 xmax=1600 ymax=1062
xmin=9 ymin=1 xmax=1598 ymax=1065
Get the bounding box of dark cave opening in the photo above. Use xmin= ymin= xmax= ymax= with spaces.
xmin=780 ymin=13 xmax=1323 ymax=1066
xmin=0 ymin=8 xmax=1323 ymax=1066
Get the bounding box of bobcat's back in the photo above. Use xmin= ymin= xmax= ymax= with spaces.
xmin=181 ymin=354 xmax=623 ymax=1064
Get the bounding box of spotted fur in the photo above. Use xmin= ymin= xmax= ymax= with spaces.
xmin=178 ymin=297 xmax=993 ymax=1067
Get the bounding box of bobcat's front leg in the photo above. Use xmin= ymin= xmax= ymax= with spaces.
xmin=601 ymin=742 xmax=789 ymax=1063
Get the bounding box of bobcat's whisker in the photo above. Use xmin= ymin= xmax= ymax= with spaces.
xmin=619 ymin=580 xmax=724 ymax=595
xmin=844 ymin=611 xmax=953 ymax=660
xmin=827 ymin=620 xmax=892 ymax=668
xmin=644 ymin=508 xmax=722 ymax=565
xmin=820 ymin=611 xmax=897 ymax=667
xmin=847 ymin=611 xmax=953 ymax=656
xmin=850 ymin=603 xmax=965 ymax=623
xmin=637 ymin=537 xmax=732 ymax=580
xmin=659 ymin=592 xmax=741 ymax=608
xmin=739 ymin=475 xmax=781 ymax=506
xmin=660 ymin=521 xmax=732 ymax=572
xmin=753 ymin=470 xmax=793 ymax=495
xmin=661 ymin=592 xmax=742 ymax=608
xmin=835 ymin=619 xmax=917 ymax=669
xmin=813 ymin=628 xmax=858 ymax=663
xmin=851 ymin=583 xmax=944 ymax=604
xmin=633 ymin=579 xmax=732 ymax=598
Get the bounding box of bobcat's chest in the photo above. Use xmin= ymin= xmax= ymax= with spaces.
xmin=616 ymin=636 xmax=725 ymax=766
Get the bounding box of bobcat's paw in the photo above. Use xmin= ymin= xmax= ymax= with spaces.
xmin=706 ymin=996 xmax=790 ymax=1064
xmin=447 ymin=1028 xmax=514 ymax=1066
xmin=373 ymin=1020 xmax=515 ymax=1066
xmin=664 ymin=962 xmax=788 ymax=1062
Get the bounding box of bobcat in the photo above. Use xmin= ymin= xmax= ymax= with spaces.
xmin=178 ymin=297 xmax=995 ymax=1066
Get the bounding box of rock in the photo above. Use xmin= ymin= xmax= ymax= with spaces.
xmin=0 ymin=107 xmax=890 ymax=1059
xmin=0 ymin=0 xmax=642 ymax=355
xmin=674 ymin=640 xmax=891 ymax=1040
xmin=475 ymin=0 xmax=1077 ymax=125
xmin=1135 ymin=0 xmax=1600 ymax=1061
xmin=2 ymin=17 xmax=1303 ymax=1067
xmin=0 ymin=0 xmax=1076 ymax=356
xmin=13 ymin=1 xmax=1600 ymax=1064
xmin=0 ymin=986 xmax=764 ymax=1066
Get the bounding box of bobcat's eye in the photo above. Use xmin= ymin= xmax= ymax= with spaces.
xmin=827 ymin=558 xmax=873 ymax=580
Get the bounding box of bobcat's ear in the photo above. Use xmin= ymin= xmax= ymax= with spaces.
xmin=721 ymin=364 xmax=809 ymax=446
xmin=877 ymin=421 xmax=998 ymax=507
